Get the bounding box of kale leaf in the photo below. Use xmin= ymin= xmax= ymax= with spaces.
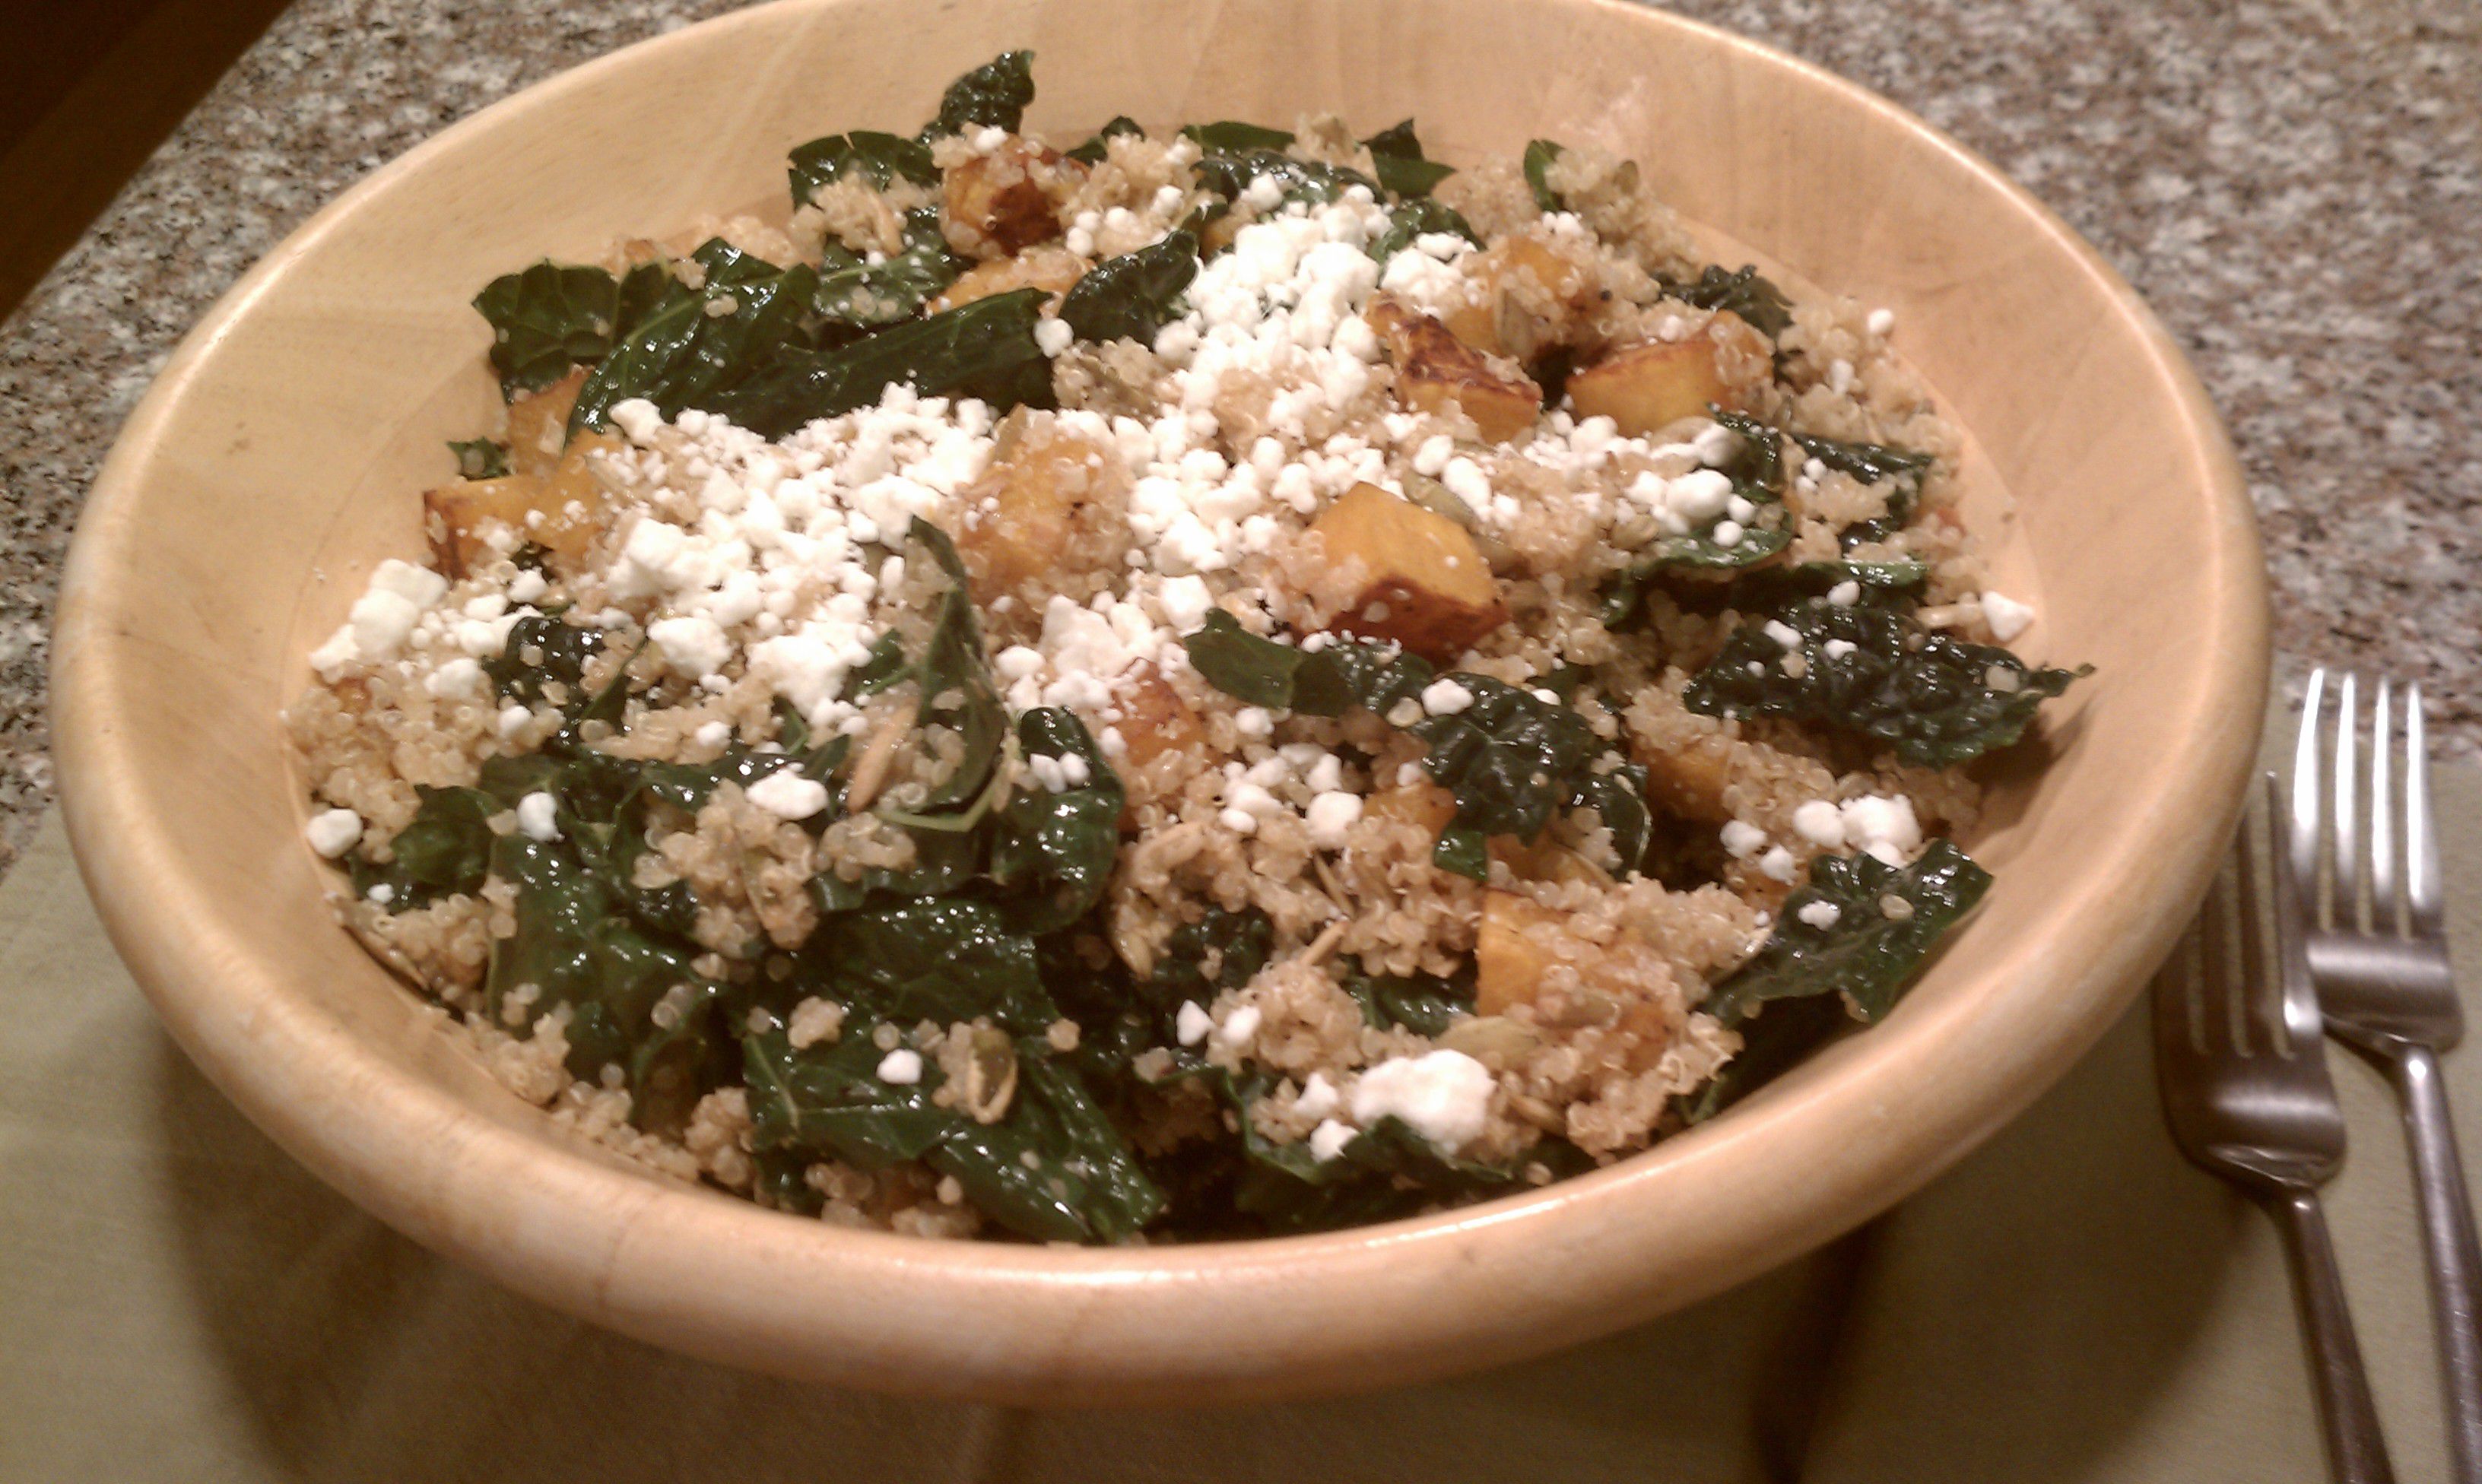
xmin=1598 ymin=409 xmax=1793 ymax=626
xmin=1361 ymin=119 xmax=1455 ymax=198
xmin=449 ymin=438 xmax=510 ymax=479
xmin=1369 ymin=196 xmax=1480 ymax=262
xmin=570 ymin=240 xmax=821 ymax=435
xmin=1341 ymin=966 xmax=1473 ymax=1035
xmin=1058 ymin=230 xmax=1199 ymax=347
xmin=1522 ymin=138 xmax=1566 ymax=211
xmin=928 ymin=50 xmax=1035 ymax=138
xmin=1065 ymin=115 xmax=1144 ymax=165
xmin=1192 ymin=150 xmax=1379 ymax=213
xmin=706 ymin=287 xmax=1055 ymax=439
xmin=470 ymin=262 xmax=621 ymax=399
xmin=1179 ymin=614 xmax=1651 ymax=878
xmin=787 ymin=129 xmax=938 ymax=207
xmin=1707 ymin=838 xmax=1991 ymax=1026
xmin=1671 ymin=265 xmax=1794 ymax=339
xmin=482 ymin=613 xmax=605 ymax=710
xmin=989 ymin=709 xmax=1125 ymax=934
xmin=345 ymin=785 xmax=497 ymax=905
xmin=1788 ymin=429 xmax=1935 ymax=548
xmin=1684 ymin=599 xmax=2087 ymax=767
xmin=1140 ymin=905 xmax=1274 ymax=1012
xmin=1179 ymin=120 xmax=1296 ymax=153
xmin=811 ymin=210 xmax=964 ymax=335
xmin=803 ymin=897 xmax=1056 ymax=1034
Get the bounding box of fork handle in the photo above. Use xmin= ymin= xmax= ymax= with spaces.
xmin=2271 ymin=1190 xmax=2398 ymax=1484
xmin=2388 ymin=1045 xmax=2482 ymax=1484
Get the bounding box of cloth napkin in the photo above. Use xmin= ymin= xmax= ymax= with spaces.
xmin=5 ymin=756 xmax=2478 ymax=1482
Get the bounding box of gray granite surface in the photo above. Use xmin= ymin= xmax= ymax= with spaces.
xmin=0 ymin=0 xmax=2474 ymax=878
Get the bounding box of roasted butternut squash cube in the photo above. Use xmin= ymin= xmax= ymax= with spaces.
xmin=1490 ymin=834 xmax=1608 ymax=887
xmin=504 ymin=368 xmax=588 ymax=477
xmin=423 ymin=433 xmax=617 ymax=578
xmin=930 ymin=245 xmax=1088 ymax=313
xmin=1565 ymin=311 xmax=1772 ymax=436
xmin=1365 ymin=779 xmax=1458 ymax=836
xmin=1477 ymin=890 xmax=1566 ymax=1015
xmin=1367 ymin=296 xmax=1542 ymax=444
xmin=1445 ymin=236 xmax=1600 ymax=359
xmin=1111 ymin=668 xmax=1208 ymax=772
xmin=956 ymin=409 xmax=1128 ymax=603
xmin=1636 ymin=735 xmax=1735 ymax=823
xmin=941 ymin=136 xmax=1087 ymax=259
xmin=1308 ymin=483 xmax=1508 ymax=664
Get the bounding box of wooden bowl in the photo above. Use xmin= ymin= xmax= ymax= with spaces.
xmin=49 ymin=0 xmax=2265 ymax=1403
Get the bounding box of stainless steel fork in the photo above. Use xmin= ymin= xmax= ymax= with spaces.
xmin=2157 ymin=772 xmax=2395 ymax=1484
xmin=2295 ymin=669 xmax=2482 ymax=1482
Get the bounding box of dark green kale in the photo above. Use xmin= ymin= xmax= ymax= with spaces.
xmin=786 ymin=129 xmax=939 ymax=207
xmin=989 ymin=709 xmax=1125 ymax=934
xmin=1178 ymin=120 xmax=1297 ymax=153
xmin=1139 ymin=906 xmax=1275 ymax=1012
xmin=1360 ymin=119 xmax=1455 ymax=198
xmin=1065 ymin=115 xmax=1144 ymax=165
xmin=1684 ymin=599 xmax=2087 ymax=768
xmin=1788 ymin=429 xmax=1935 ymax=548
xmin=927 ymin=50 xmax=1036 ymax=138
xmin=1598 ymin=409 xmax=1794 ymax=626
xmin=469 ymin=262 xmax=622 ymax=398
xmin=1684 ymin=840 xmax=1991 ymax=1122
xmin=1368 ymin=196 xmax=1480 ymax=263
xmin=1192 ymin=150 xmax=1379 ymax=213
xmin=1057 ymin=231 xmax=1199 ymax=346
xmin=344 ymin=785 xmax=497 ymax=905
xmin=481 ymin=613 xmax=605 ymax=710
xmin=1341 ymin=966 xmax=1474 ymax=1035
xmin=1178 ymin=614 xmax=1651 ymax=879
xmin=811 ymin=210 xmax=965 ymax=336
xmin=706 ymin=287 xmax=1055 ymax=439
xmin=1522 ymin=138 xmax=1566 ymax=211
xmin=569 ymin=240 xmax=821 ymax=435
xmin=1671 ymin=265 xmax=1794 ymax=339
xmin=448 ymin=438 xmax=510 ymax=479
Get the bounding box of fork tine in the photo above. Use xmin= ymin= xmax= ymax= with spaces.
xmin=2371 ymin=680 xmax=2395 ymax=935
xmin=2407 ymin=681 xmax=2444 ymax=937
xmin=2265 ymin=771 xmax=2325 ymax=1056
xmin=2334 ymin=671 xmax=2360 ymax=932
xmin=2292 ymin=668 xmax=2327 ymax=924
xmin=2236 ymin=790 xmax=2275 ymax=1051
xmin=2202 ymin=854 xmax=2248 ymax=1056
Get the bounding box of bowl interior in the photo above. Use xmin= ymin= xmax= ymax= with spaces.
xmin=51 ymin=0 xmax=2265 ymax=1403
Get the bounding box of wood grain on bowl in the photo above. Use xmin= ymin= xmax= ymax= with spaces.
xmin=48 ymin=0 xmax=2264 ymax=1402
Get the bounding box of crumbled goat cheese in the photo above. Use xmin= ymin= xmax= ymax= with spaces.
xmin=309 ymin=558 xmax=449 ymax=678
xmin=304 ymin=808 xmax=362 ymax=859
xmin=1350 ymin=1051 xmax=1496 ymax=1153
xmin=1981 ymin=590 xmax=2036 ymax=642
xmin=1791 ymin=800 xmax=1847 ymax=848
xmin=497 ymin=703 xmax=532 ymax=740
xmin=1420 ymin=678 xmax=1474 ymax=715
xmin=1757 ymin=845 xmax=1797 ymax=883
xmin=1214 ymin=1005 xmax=1263 ymax=1048
xmin=1308 ymin=1119 xmax=1357 ymax=1162
xmin=1827 ymin=580 xmax=1862 ymax=608
xmin=1303 ymin=791 xmax=1363 ymax=848
xmin=1295 ymin=1071 xmax=1341 ymax=1122
xmin=1798 ymin=900 xmax=1845 ymax=931
xmin=693 ymin=720 xmax=731 ymax=749
xmin=1034 ymin=317 xmax=1075 ymax=357
xmin=1720 ymin=820 xmax=1767 ymax=858
xmin=1176 ymin=1000 xmax=1214 ymax=1046
xmin=1839 ymin=795 xmax=1923 ymax=867
xmin=744 ymin=769 xmax=830 ymax=820
xmin=515 ymin=791 xmax=561 ymax=842
xmin=876 ymin=1048 xmax=923 ymax=1085
xmin=1866 ymin=307 xmax=1896 ymax=336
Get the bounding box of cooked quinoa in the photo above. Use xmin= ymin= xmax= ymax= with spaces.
xmin=290 ymin=53 xmax=2082 ymax=1243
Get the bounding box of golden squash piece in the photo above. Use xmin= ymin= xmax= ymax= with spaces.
xmin=1445 ymin=236 xmax=1601 ymax=360
xmin=1366 ymin=296 xmax=1542 ymax=445
xmin=423 ymin=433 xmax=617 ymax=579
xmin=1364 ymin=779 xmax=1458 ymax=836
xmin=956 ymin=408 xmax=1128 ymax=604
xmin=930 ymin=245 xmax=1088 ymax=313
xmin=1112 ymin=668 xmax=1208 ymax=772
xmin=1636 ymin=736 xmax=1736 ymax=823
xmin=503 ymin=368 xmax=588 ymax=477
xmin=1564 ymin=310 xmax=1772 ymax=436
xmin=1308 ymin=482 xmax=1509 ymax=664
xmin=1490 ymin=834 xmax=1608 ymax=888
xmin=1476 ymin=890 xmax=1567 ymax=1015
xmin=941 ymin=136 xmax=1087 ymax=259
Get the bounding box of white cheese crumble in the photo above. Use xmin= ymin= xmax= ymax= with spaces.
xmin=876 ymin=1048 xmax=923 ymax=1085
xmin=1294 ymin=1070 xmax=1341 ymax=1122
xmin=744 ymin=769 xmax=830 ymax=820
xmin=1034 ymin=317 xmax=1074 ymax=357
xmin=1757 ymin=845 xmax=1798 ymax=883
xmin=1798 ymin=899 xmax=1845 ymax=930
xmin=1308 ymin=1118 xmax=1357 ymax=1162
xmin=1720 ymin=820 xmax=1767 ymax=859
xmin=693 ymin=720 xmax=731 ymax=749
xmin=515 ymin=791 xmax=560 ymax=842
xmin=1214 ymin=1004 xmax=1262 ymax=1048
xmin=1303 ymin=791 xmax=1363 ymax=848
xmin=1865 ymin=307 xmax=1896 ymax=337
xmin=1981 ymin=590 xmax=2036 ymax=642
xmin=1350 ymin=1050 xmax=1496 ymax=1153
xmin=304 ymin=808 xmax=362 ymax=859
xmin=1826 ymin=580 xmax=1862 ymax=608
xmin=1791 ymin=800 xmax=1847 ymax=848
xmin=1420 ymin=678 xmax=1474 ymax=715
xmin=1839 ymin=795 xmax=1923 ymax=867
xmin=1175 ymin=1000 xmax=1214 ymax=1046
xmin=497 ymin=703 xmax=532 ymax=740
xmin=309 ymin=558 xmax=449 ymax=679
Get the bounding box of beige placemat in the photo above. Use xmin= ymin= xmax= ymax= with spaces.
xmin=5 ymin=765 xmax=2479 ymax=1482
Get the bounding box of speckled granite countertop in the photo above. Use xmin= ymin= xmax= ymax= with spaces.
xmin=0 ymin=0 xmax=2474 ymax=877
